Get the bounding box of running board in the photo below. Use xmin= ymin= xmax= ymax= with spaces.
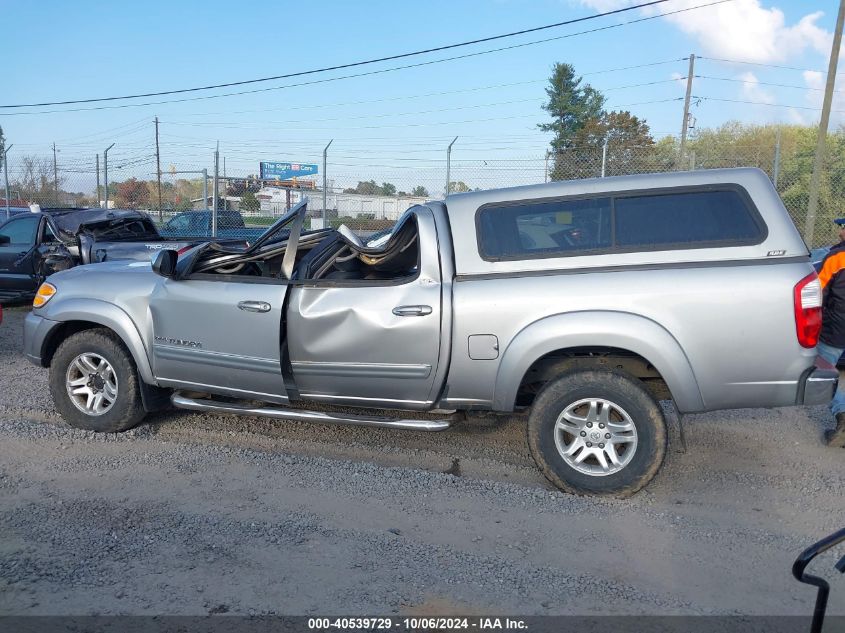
xmin=171 ymin=393 xmax=453 ymax=432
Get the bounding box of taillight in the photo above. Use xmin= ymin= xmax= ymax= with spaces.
xmin=794 ymin=272 xmax=822 ymax=348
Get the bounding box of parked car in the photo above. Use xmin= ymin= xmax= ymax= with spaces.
xmin=0 ymin=208 xmax=244 ymax=303
xmin=23 ymin=169 xmax=836 ymax=497
xmin=1 ymin=207 xmax=31 ymax=219
xmin=158 ymin=210 xmax=266 ymax=241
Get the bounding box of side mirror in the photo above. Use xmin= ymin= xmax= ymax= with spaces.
xmin=0 ymin=235 xmax=10 ymax=246
xmin=152 ymin=249 xmax=178 ymax=279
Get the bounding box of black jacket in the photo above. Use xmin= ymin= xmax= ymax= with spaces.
xmin=819 ymin=240 xmax=845 ymax=347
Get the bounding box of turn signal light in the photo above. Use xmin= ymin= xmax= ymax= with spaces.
xmin=33 ymin=282 xmax=57 ymax=308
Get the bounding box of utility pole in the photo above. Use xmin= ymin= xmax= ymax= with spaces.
xmin=52 ymin=142 xmax=59 ymax=203
xmin=202 ymin=168 xmax=208 ymax=211
xmin=601 ymin=139 xmax=609 ymax=178
xmin=805 ymin=0 xmax=845 ymax=246
xmin=446 ymin=136 xmax=458 ymax=197
xmin=103 ymin=143 xmax=115 ymax=209
xmin=212 ymin=142 xmax=219 ymax=238
xmin=96 ymin=154 xmax=100 ymax=206
xmin=155 ymin=117 xmax=163 ymax=221
xmin=323 ymin=139 xmax=333 ymax=229
xmin=678 ymin=54 xmax=696 ymax=166
xmin=3 ymin=144 xmax=13 ymax=220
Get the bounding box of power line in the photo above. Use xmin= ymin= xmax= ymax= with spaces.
xmin=697 ymin=56 xmax=826 ymax=74
xmin=174 ymin=61 xmax=686 ymax=120
xmin=162 ymin=80 xmax=683 ymax=129
xmin=697 ymin=75 xmax=839 ymax=92
xmin=2 ymin=0 xmax=676 ymax=109
xmin=10 ymin=61 xmax=684 ymax=151
xmin=3 ymin=0 xmax=730 ymax=116
xmin=697 ymin=96 xmax=845 ymax=112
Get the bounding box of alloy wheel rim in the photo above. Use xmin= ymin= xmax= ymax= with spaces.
xmin=65 ymin=353 xmax=118 ymax=416
xmin=553 ymin=397 xmax=638 ymax=476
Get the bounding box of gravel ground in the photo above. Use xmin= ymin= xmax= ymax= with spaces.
xmin=0 ymin=305 xmax=843 ymax=617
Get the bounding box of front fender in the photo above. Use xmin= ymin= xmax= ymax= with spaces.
xmin=493 ymin=311 xmax=704 ymax=413
xmin=37 ymin=298 xmax=155 ymax=384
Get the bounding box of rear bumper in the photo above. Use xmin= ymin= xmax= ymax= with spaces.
xmin=797 ymin=356 xmax=839 ymax=406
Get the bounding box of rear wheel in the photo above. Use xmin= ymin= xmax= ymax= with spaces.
xmin=49 ymin=328 xmax=146 ymax=432
xmin=527 ymin=369 xmax=666 ymax=497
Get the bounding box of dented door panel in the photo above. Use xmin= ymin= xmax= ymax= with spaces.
xmin=286 ymin=208 xmax=445 ymax=408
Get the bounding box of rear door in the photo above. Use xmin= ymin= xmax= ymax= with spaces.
xmin=0 ymin=214 xmax=40 ymax=300
xmin=286 ymin=207 xmax=444 ymax=409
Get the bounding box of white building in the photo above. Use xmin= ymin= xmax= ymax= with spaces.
xmin=254 ymin=187 xmax=428 ymax=221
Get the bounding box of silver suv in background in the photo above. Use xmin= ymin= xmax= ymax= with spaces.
xmin=23 ymin=168 xmax=836 ymax=497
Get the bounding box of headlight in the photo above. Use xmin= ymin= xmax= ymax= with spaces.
xmin=33 ymin=282 xmax=57 ymax=308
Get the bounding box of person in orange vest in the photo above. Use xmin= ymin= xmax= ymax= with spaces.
xmin=816 ymin=217 xmax=845 ymax=447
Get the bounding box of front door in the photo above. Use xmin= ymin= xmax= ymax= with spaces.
xmin=286 ymin=208 xmax=443 ymax=408
xmin=0 ymin=214 xmax=39 ymax=300
xmin=148 ymin=200 xmax=308 ymax=402
xmin=149 ymin=278 xmax=289 ymax=402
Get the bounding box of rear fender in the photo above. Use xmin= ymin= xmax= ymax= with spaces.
xmin=493 ymin=311 xmax=704 ymax=413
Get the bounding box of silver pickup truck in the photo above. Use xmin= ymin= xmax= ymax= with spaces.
xmin=22 ymin=168 xmax=836 ymax=497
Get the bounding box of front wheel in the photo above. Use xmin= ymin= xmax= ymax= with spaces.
xmin=527 ymin=369 xmax=667 ymax=497
xmin=49 ymin=328 xmax=146 ymax=433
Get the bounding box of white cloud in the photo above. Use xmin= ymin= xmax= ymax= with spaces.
xmin=786 ymin=108 xmax=811 ymax=125
xmin=800 ymin=70 xmax=845 ymax=126
xmin=738 ymin=71 xmax=775 ymax=104
xmin=578 ymin=0 xmax=831 ymax=64
xmin=803 ymin=70 xmax=825 ymax=91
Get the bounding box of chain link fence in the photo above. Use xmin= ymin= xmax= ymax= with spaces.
xmin=4 ymin=138 xmax=844 ymax=247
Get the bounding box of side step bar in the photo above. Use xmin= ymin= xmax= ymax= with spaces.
xmin=171 ymin=393 xmax=453 ymax=432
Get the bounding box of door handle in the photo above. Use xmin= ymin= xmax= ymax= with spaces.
xmin=392 ymin=305 xmax=432 ymax=317
xmin=237 ymin=300 xmax=271 ymax=313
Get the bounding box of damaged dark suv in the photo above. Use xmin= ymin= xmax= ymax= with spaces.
xmin=0 ymin=208 xmax=209 ymax=302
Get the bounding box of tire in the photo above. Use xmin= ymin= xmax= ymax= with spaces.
xmin=526 ymin=369 xmax=666 ymax=498
xmin=49 ymin=328 xmax=146 ymax=433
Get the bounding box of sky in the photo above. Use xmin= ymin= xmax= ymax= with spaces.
xmin=0 ymin=0 xmax=842 ymax=194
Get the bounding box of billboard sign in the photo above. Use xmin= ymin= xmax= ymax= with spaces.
xmin=259 ymin=161 xmax=319 ymax=180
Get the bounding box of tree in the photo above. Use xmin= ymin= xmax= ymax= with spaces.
xmin=553 ymin=111 xmax=657 ymax=180
xmin=342 ymin=180 xmax=399 ymax=196
xmin=381 ymin=182 xmax=396 ymax=196
xmin=411 ymin=186 xmax=429 ymax=197
xmin=240 ymin=191 xmax=260 ymax=213
xmin=173 ymin=195 xmax=193 ymax=211
xmin=448 ymin=181 xmax=471 ymax=193
xmin=574 ymin=111 xmax=654 ymax=148
xmin=538 ymin=63 xmax=604 ymax=153
xmin=12 ymin=155 xmax=55 ymax=205
xmin=0 ymin=126 xmax=4 ymax=175
xmin=116 ymin=178 xmax=150 ymax=208
xmin=344 ymin=180 xmax=379 ymax=195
